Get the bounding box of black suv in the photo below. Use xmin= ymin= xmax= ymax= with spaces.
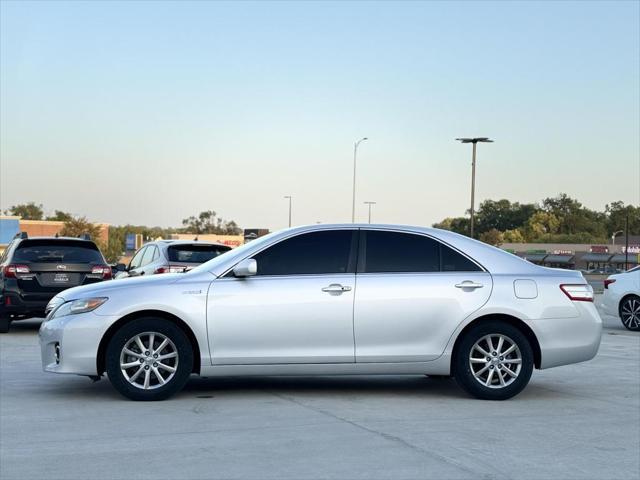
xmin=0 ymin=233 xmax=112 ymax=333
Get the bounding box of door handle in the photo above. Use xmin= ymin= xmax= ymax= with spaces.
xmin=322 ymin=284 xmax=352 ymax=294
xmin=455 ymin=281 xmax=484 ymax=289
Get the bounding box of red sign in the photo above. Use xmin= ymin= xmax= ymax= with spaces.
xmin=590 ymin=245 xmax=609 ymax=253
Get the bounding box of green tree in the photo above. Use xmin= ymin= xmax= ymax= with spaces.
xmin=60 ymin=217 xmax=102 ymax=239
xmin=479 ymin=228 xmax=504 ymax=246
xmin=475 ymin=199 xmax=538 ymax=234
xmin=432 ymin=217 xmax=470 ymax=236
xmin=46 ymin=210 xmax=73 ymax=222
xmin=541 ymin=194 xmax=607 ymax=240
xmin=527 ymin=211 xmax=560 ymax=239
xmin=181 ymin=210 xmax=242 ymax=235
xmin=5 ymin=202 xmax=43 ymax=220
xmin=503 ymin=228 xmax=526 ymax=243
xmin=605 ymin=201 xmax=640 ymax=236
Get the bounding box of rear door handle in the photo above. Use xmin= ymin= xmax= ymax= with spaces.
xmin=455 ymin=281 xmax=484 ymax=289
xmin=322 ymin=284 xmax=352 ymax=294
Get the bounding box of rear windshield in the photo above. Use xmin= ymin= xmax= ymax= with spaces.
xmin=167 ymin=244 xmax=230 ymax=263
xmin=13 ymin=240 xmax=104 ymax=264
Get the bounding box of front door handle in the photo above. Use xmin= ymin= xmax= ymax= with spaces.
xmin=322 ymin=284 xmax=352 ymax=294
xmin=455 ymin=281 xmax=484 ymax=289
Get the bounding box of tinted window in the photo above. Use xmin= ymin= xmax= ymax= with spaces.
xmin=441 ymin=244 xmax=481 ymax=272
xmin=363 ymin=231 xmax=439 ymax=273
xmin=168 ymin=244 xmax=230 ymax=263
xmin=13 ymin=240 xmax=104 ymax=264
xmin=252 ymin=230 xmax=354 ymax=276
xmin=129 ymin=247 xmax=146 ymax=270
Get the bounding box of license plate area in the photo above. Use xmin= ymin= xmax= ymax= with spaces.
xmin=38 ymin=273 xmax=82 ymax=287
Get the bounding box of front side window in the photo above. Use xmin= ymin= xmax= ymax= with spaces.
xmin=252 ymin=230 xmax=355 ymax=276
xmin=141 ymin=246 xmax=157 ymax=266
xmin=129 ymin=247 xmax=146 ymax=270
xmin=362 ymin=230 xmax=481 ymax=273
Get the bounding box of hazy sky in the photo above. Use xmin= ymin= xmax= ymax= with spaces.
xmin=1 ymin=0 xmax=639 ymax=231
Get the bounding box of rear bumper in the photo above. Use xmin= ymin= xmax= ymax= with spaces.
xmin=531 ymin=302 xmax=603 ymax=369
xmin=1 ymin=292 xmax=50 ymax=317
xmin=599 ymin=291 xmax=619 ymax=317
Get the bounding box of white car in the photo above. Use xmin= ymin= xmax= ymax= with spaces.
xmin=601 ymin=266 xmax=640 ymax=331
xmin=39 ymin=224 xmax=602 ymax=401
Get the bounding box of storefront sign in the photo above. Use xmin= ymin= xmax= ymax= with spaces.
xmin=590 ymin=245 xmax=609 ymax=254
xmin=553 ymin=249 xmax=573 ymax=255
xmin=622 ymin=245 xmax=640 ymax=254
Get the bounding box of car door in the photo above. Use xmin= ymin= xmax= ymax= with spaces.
xmin=354 ymin=229 xmax=492 ymax=363
xmin=207 ymin=229 xmax=358 ymax=365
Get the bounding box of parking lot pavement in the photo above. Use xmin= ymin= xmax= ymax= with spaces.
xmin=1 ymin=316 xmax=638 ymax=480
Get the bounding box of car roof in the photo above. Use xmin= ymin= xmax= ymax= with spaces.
xmin=150 ymin=239 xmax=230 ymax=247
xmin=16 ymin=236 xmax=96 ymax=243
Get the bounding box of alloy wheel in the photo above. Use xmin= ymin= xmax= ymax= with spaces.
xmin=119 ymin=332 xmax=179 ymax=390
xmin=469 ymin=334 xmax=522 ymax=389
xmin=621 ymin=298 xmax=640 ymax=330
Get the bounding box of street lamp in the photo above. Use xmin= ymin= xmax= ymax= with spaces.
xmin=455 ymin=137 xmax=493 ymax=238
xmin=352 ymin=137 xmax=368 ymax=223
xmin=364 ymin=201 xmax=376 ymax=223
xmin=612 ymin=230 xmax=624 ymax=245
xmin=283 ymin=195 xmax=292 ymax=227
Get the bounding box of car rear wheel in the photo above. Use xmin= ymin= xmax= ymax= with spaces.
xmin=105 ymin=318 xmax=193 ymax=401
xmin=454 ymin=321 xmax=534 ymax=400
xmin=620 ymin=296 xmax=640 ymax=331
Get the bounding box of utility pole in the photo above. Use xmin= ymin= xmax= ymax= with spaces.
xmin=455 ymin=137 xmax=493 ymax=238
xmin=284 ymin=196 xmax=292 ymax=228
xmin=352 ymin=137 xmax=368 ymax=223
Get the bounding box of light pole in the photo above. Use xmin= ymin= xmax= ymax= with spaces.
xmin=352 ymin=137 xmax=368 ymax=223
xmin=284 ymin=195 xmax=292 ymax=227
xmin=455 ymin=137 xmax=493 ymax=238
xmin=364 ymin=201 xmax=376 ymax=223
xmin=612 ymin=230 xmax=624 ymax=246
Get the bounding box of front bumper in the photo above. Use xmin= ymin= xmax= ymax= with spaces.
xmin=39 ymin=311 xmax=118 ymax=376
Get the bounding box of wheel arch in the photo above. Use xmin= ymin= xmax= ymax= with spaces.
xmin=451 ymin=313 xmax=542 ymax=370
xmin=96 ymin=309 xmax=201 ymax=376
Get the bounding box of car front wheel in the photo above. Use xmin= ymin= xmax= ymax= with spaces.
xmin=105 ymin=318 xmax=194 ymax=401
xmin=454 ymin=321 xmax=534 ymax=400
xmin=620 ymin=296 xmax=640 ymax=331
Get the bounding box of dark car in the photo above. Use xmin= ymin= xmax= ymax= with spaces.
xmin=0 ymin=233 xmax=112 ymax=333
xmin=113 ymin=240 xmax=231 ymax=278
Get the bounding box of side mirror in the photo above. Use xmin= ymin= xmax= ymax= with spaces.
xmin=233 ymin=258 xmax=257 ymax=277
xmin=113 ymin=263 xmax=127 ymax=272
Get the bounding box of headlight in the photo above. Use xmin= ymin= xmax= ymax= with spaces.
xmin=50 ymin=297 xmax=108 ymax=319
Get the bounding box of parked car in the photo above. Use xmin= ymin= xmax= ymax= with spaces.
xmin=40 ymin=224 xmax=602 ymax=401
xmin=113 ymin=240 xmax=231 ymax=278
xmin=601 ymin=266 xmax=640 ymax=331
xmin=0 ymin=233 xmax=112 ymax=333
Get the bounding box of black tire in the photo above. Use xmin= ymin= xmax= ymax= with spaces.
xmin=0 ymin=316 xmax=10 ymax=334
xmin=619 ymin=295 xmax=640 ymax=332
xmin=453 ymin=321 xmax=534 ymax=400
xmin=105 ymin=317 xmax=194 ymax=401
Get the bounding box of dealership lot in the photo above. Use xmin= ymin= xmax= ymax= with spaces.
xmin=1 ymin=308 xmax=638 ymax=480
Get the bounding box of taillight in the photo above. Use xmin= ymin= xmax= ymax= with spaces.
xmin=604 ymin=279 xmax=616 ymax=289
xmin=560 ymin=284 xmax=594 ymax=302
xmin=3 ymin=264 xmax=30 ymax=278
xmin=155 ymin=265 xmax=186 ymax=274
xmin=91 ymin=265 xmax=112 ymax=280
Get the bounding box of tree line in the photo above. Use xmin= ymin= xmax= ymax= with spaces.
xmin=432 ymin=194 xmax=640 ymax=245
xmin=3 ymin=203 xmax=242 ymax=263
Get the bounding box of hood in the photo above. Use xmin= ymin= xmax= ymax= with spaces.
xmin=53 ymin=271 xmax=212 ymax=302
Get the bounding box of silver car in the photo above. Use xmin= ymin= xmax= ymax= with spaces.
xmin=113 ymin=240 xmax=231 ymax=278
xmin=40 ymin=224 xmax=602 ymax=401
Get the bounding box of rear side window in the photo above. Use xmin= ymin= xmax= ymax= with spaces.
xmin=168 ymin=244 xmax=230 ymax=263
xmin=441 ymin=244 xmax=482 ymax=272
xmin=362 ymin=231 xmax=481 ymax=273
xmin=252 ymin=230 xmax=354 ymax=276
xmin=13 ymin=240 xmax=104 ymax=264
xmin=363 ymin=231 xmax=440 ymax=273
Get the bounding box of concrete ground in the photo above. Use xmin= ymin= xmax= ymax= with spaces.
xmin=1 ymin=306 xmax=638 ymax=480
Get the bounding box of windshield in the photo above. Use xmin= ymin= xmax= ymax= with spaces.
xmin=187 ymin=230 xmax=282 ymax=275
xmin=14 ymin=240 xmax=104 ymax=263
xmin=168 ymin=244 xmax=231 ymax=263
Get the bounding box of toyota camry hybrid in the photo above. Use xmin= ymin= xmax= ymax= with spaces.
xmin=39 ymin=224 xmax=602 ymax=401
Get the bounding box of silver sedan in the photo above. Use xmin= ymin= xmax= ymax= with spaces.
xmin=39 ymin=224 xmax=602 ymax=401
